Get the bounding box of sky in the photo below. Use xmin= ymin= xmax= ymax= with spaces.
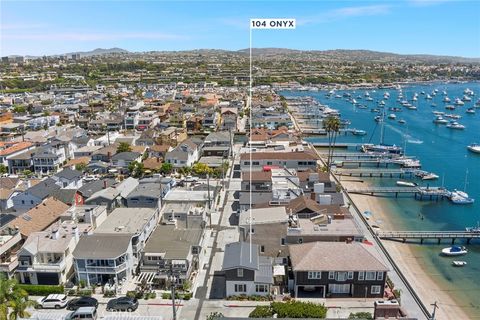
xmin=1 ymin=0 xmax=479 ymax=57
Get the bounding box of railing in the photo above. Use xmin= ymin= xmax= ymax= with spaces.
xmin=80 ymin=262 xmax=127 ymax=273
xmin=0 ymin=256 xmax=19 ymax=272
xmin=32 ymin=259 xmax=66 ymax=272
xmin=378 ymin=231 xmax=480 ymax=239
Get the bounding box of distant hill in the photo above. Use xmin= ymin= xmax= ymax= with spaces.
xmin=65 ymin=48 xmax=129 ymax=57
xmin=236 ymin=48 xmax=480 ymax=64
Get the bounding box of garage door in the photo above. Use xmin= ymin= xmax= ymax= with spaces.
xmin=37 ymin=273 xmax=59 ymax=285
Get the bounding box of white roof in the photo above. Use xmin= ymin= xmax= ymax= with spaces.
xmin=239 ymin=207 xmax=288 ymax=226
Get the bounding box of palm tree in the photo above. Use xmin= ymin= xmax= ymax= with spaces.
xmin=323 ymin=116 xmax=341 ymax=173
xmin=0 ymin=276 xmax=35 ymax=320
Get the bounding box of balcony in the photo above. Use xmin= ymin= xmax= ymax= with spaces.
xmin=19 ymin=259 xmax=67 ymax=273
xmin=81 ymin=262 xmax=127 ymax=274
xmin=0 ymin=256 xmax=19 ymax=273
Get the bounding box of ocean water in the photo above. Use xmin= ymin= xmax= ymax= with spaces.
xmin=281 ymin=82 xmax=480 ymax=317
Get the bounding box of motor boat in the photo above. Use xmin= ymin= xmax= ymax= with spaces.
xmin=443 ymin=96 xmax=451 ymax=103
xmin=398 ymin=119 xmax=406 ymax=124
xmin=455 ymin=98 xmax=465 ymax=106
xmin=467 ymin=143 xmax=480 ymax=154
xmin=450 ymin=190 xmax=475 ymax=204
xmin=352 ymin=129 xmax=367 ymax=136
xmin=396 ymin=181 xmax=418 ymax=187
xmin=466 ymin=108 xmax=475 ymax=114
xmin=446 ymin=121 xmax=465 ymax=130
xmin=452 ymin=261 xmax=467 ymax=267
xmin=442 ymin=246 xmax=467 ymax=256
xmin=433 ymin=116 xmax=448 ymax=124
xmin=388 ymin=114 xmax=396 ymax=120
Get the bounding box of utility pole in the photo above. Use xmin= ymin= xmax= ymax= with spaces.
xmin=431 ymin=301 xmax=439 ymax=320
xmin=207 ymin=173 xmax=212 ymax=227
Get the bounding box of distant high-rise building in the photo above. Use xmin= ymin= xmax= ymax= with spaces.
xmin=1 ymin=57 xmax=8 ymax=63
xmin=71 ymin=53 xmax=80 ymax=60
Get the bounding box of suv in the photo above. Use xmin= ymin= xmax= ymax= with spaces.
xmin=66 ymin=297 xmax=98 ymax=311
xmin=36 ymin=294 xmax=68 ymax=309
xmin=66 ymin=307 xmax=97 ymax=320
xmin=106 ymin=296 xmax=139 ymax=312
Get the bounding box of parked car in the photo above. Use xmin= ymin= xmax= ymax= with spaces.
xmin=66 ymin=307 xmax=97 ymax=320
xmin=36 ymin=294 xmax=68 ymax=309
xmin=66 ymin=297 xmax=98 ymax=310
xmin=106 ymin=297 xmax=139 ymax=312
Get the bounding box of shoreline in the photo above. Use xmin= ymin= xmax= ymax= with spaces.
xmin=339 ymin=177 xmax=472 ymax=320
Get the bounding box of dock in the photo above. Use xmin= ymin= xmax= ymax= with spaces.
xmin=318 ymin=152 xmax=401 ymax=159
xmin=335 ymin=168 xmax=417 ymax=178
xmin=378 ymin=230 xmax=480 ymax=244
xmin=346 ymin=186 xmax=449 ymax=200
xmin=311 ymin=142 xmax=359 ymax=148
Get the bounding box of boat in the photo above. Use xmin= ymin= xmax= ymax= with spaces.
xmin=352 ymin=129 xmax=367 ymax=136
xmin=415 ymin=171 xmax=439 ymax=180
xmin=450 ymin=171 xmax=475 ymax=204
xmin=433 ymin=115 xmax=448 ymax=124
xmin=466 ymin=222 xmax=480 ymax=233
xmin=362 ymin=143 xmax=403 ymax=155
xmin=467 ymin=143 xmax=480 ymax=153
xmin=462 ymin=95 xmax=472 ymax=102
xmin=445 ymin=105 xmax=455 ymax=110
xmin=433 ymin=111 xmax=445 ymax=115
xmin=443 ymin=96 xmax=451 ymax=103
xmin=388 ymin=114 xmax=396 ymax=120
xmin=396 ymin=181 xmax=418 ymax=187
xmin=444 ymin=114 xmax=461 ymax=119
xmin=452 ymin=261 xmax=467 ymax=267
xmin=366 ymin=97 xmax=374 ymax=101
xmin=431 ymin=103 xmax=437 ymax=107
xmin=455 ymin=98 xmax=465 ymax=106
xmin=426 ymin=94 xmax=432 ymax=100
xmin=379 ymin=100 xmax=386 ymax=106
xmin=466 ymin=108 xmax=475 ymax=114
xmin=446 ymin=121 xmax=465 ymax=130
xmin=398 ymin=119 xmax=406 ymax=124
xmin=441 ymin=246 xmax=468 ymax=256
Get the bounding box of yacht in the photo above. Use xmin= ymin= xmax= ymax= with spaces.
xmin=444 ymin=114 xmax=461 ymax=119
xmin=442 ymin=246 xmax=468 ymax=256
xmin=443 ymin=96 xmax=451 ymax=103
xmin=415 ymin=171 xmax=439 ymax=180
xmin=442 ymin=90 xmax=447 ymax=96
xmin=462 ymin=95 xmax=472 ymax=102
xmin=450 ymin=190 xmax=475 ymax=204
xmin=452 ymin=261 xmax=467 ymax=267
xmin=455 ymin=98 xmax=465 ymax=106
xmin=464 ymin=88 xmax=474 ymax=96
xmin=446 ymin=121 xmax=465 ymax=130
xmin=362 ymin=144 xmax=403 ymax=155
xmin=445 ymin=105 xmax=456 ymax=110
xmin=388 ymin=114 xmax=396 ymax=120
xmin=352 ymin=129 xmax=367 ymax=136
xmin=466 ymin=108 xmax=475 ymax=114
xmin=432 ymin=111 xmax=444 ymax=115
xmin=426 ymin=94 xmax=432 ymax=100
xmin=467 ymin=143 xmax=480 ymax=154
xmin=378 ymin=100 xmax=386 ymax=106
xmin=366 ymin=97 xmax=374 ymax=101
xmin=433 ymin=115 xmax=448 ymax=124
xmin=398 ymin=119 xmax=406 ymax=124
xmin=364 ymin=91 xmax=370 ymax=97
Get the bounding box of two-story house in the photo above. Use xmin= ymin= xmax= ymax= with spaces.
xmin=165 ymin=140 xmax=200 ymax=169
xmin=140 ymin=225 xmax=204 ymax=289
xmin=12 ymin=178 xmax=61 ymax=213
xmin=32 ymin=144 xmax=67 ymax=174
xmin=289 ymin=242 xmax=389 ymax=298
xmin=240 ymin=150 xmax=319 ymax=172
xmin=221 ymin=108 xmax=238 ymax=131
xmin=52 ymin=168 xmax=83 ymax=189
xmin=222 ymin=242 xmax=273 ymax=297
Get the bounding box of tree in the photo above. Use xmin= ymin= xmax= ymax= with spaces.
xmin=0 ymin=276 xmax=35 ymax=320
xmin=12 ymin=105 xmax=26 ymax=114
xmin=22 ymin=170 xmax=32 ymax=178
xmin=0 ymin=164 xmax=7 ymax=175
xmin=323 ymin=116 xmax=341 ymax=173
xmin=117 ymin=142 xmax=132 ymax=153
xmin=160 ymin=163 xmax=173 ymax=175
xmin=128 ymin=161 xmax=144 ymax=178
xmin=75 ymin=163 xmax=88 ymax=173
xmin=185 ymin=96 xmax=194 ymax=104
xmin=192 ymin=163 xmax=213 ymax=176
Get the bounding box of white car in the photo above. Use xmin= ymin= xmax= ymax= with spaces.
xmin=36 ymin=294 xmax=68 ymax=309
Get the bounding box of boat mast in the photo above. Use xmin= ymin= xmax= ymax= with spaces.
xmin=380 ymin=108 xmax=385 ymax=145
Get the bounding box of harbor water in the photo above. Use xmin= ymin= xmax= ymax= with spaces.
xmin=282 ymin=82 xmax=480 ymax=317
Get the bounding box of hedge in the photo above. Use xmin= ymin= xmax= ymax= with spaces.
xmin=17 ymin=284 xmax=64 ymax=296
xmin=249 ymin=301 xmax=327 ymax=318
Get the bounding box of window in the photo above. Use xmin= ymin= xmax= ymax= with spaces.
xmin=348 ymin=272 xmax=354 ymax=280
xmin=252 ymin=161 xmax=260 ymax=166
xmin=244 ymin=161 xmax=250 ymax=165
xmin=237 ymin=268 xmax=243 ymax=277
xmin=260 ymin=246 xmax=265 ymax=253
xmin=366 ymin=271 xmax=376 ymax=280
xmin=377 ymin=272 xmax=384 ymax=281
xmin=328 ymin=271 xmax=335 ymax=279
xmin=251 ymin=228 xmax=255 ymax=234
xmin=21 ymin=200 xmax=25 ymax=204
xmin=336 ymin=272 xmax=347 ymax=281
xmin=298 ymin=238 xmax=303 ymax=244
xmin=281 ymin=238 xmax=286 ymax=246
xmin=371 ymin=285 xmax=381 ymax=295
xmin=308 ymin=271 xmax=321 ymax=279
xmin=30 ymin=200 xmax=34 ymax=204
xmin=256 ymin=284 xmax=268 ymax=293
xmin=358 ymin=271 xmax=365 ymax=281
xmin=234 ymin=284 xmax=246 ymax=293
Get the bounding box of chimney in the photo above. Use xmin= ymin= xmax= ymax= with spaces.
xmin=51 ymin=228 xmax=60 ymax=240
xmin=72 ymin=225 xmax=79 ymax=242
xmin=103 ymin=180 xmax=107 ymax=189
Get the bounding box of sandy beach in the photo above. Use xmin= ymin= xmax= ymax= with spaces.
xmin=340 ymin=177 xmax=473 ymax=320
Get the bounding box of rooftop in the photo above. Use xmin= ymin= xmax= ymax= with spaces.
xmin=94 ymin=207 xmax=157 ymax=235
xmin=143 ymin=225 xmax=203 ymax=259
xmin=73 ymin=234 xmax=133 ymax=259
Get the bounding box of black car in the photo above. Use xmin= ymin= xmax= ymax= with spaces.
xmin=66 ymin=297 xmax=98 ymax=310
xmin=106 ymin=297 xmax=139 ymax=312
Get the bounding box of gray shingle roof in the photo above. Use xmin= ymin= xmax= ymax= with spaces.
xmin=144 ymin=225 xmax=203 ymax=259
xmin=112 ymin=152 xmax=141 ymax=161
xmin=78 ymin=179 xmax=116 ymax=198
xmin=54 ymin=168 xmax=82 ymax=180
xmin=222 ymin=241 xmax=259 ymax=271
xmin=73 ymin=234 xmax=133 ymax=259
xmin=126 ymin=183 xmax=161 ymax=199
xmin=28 ymin=178 xmax=60 ymax=199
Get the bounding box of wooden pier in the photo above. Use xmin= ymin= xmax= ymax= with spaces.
xmin=311 ymin=142 xmax=360 ymax=148
xmin=378 ymin=230 xmax=480 ymax=244
xmin=319 ymin=152 xmax=401 ymax=159
xmin=346 ymin=186 xmax=449 ymax=200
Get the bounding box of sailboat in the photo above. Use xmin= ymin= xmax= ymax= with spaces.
xmin=362 ymin=109 xmax=403 ymax=155
xmin=450 ymin=170 xmax=475 ymax=204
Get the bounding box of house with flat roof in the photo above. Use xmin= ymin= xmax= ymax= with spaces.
xmin=140 ymin=225 xmax=204 ymax=289
xmin=239 ymin=150 xmax=319 ymax=172
xmin=289 ymin=242 xmax=389 ymax=298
